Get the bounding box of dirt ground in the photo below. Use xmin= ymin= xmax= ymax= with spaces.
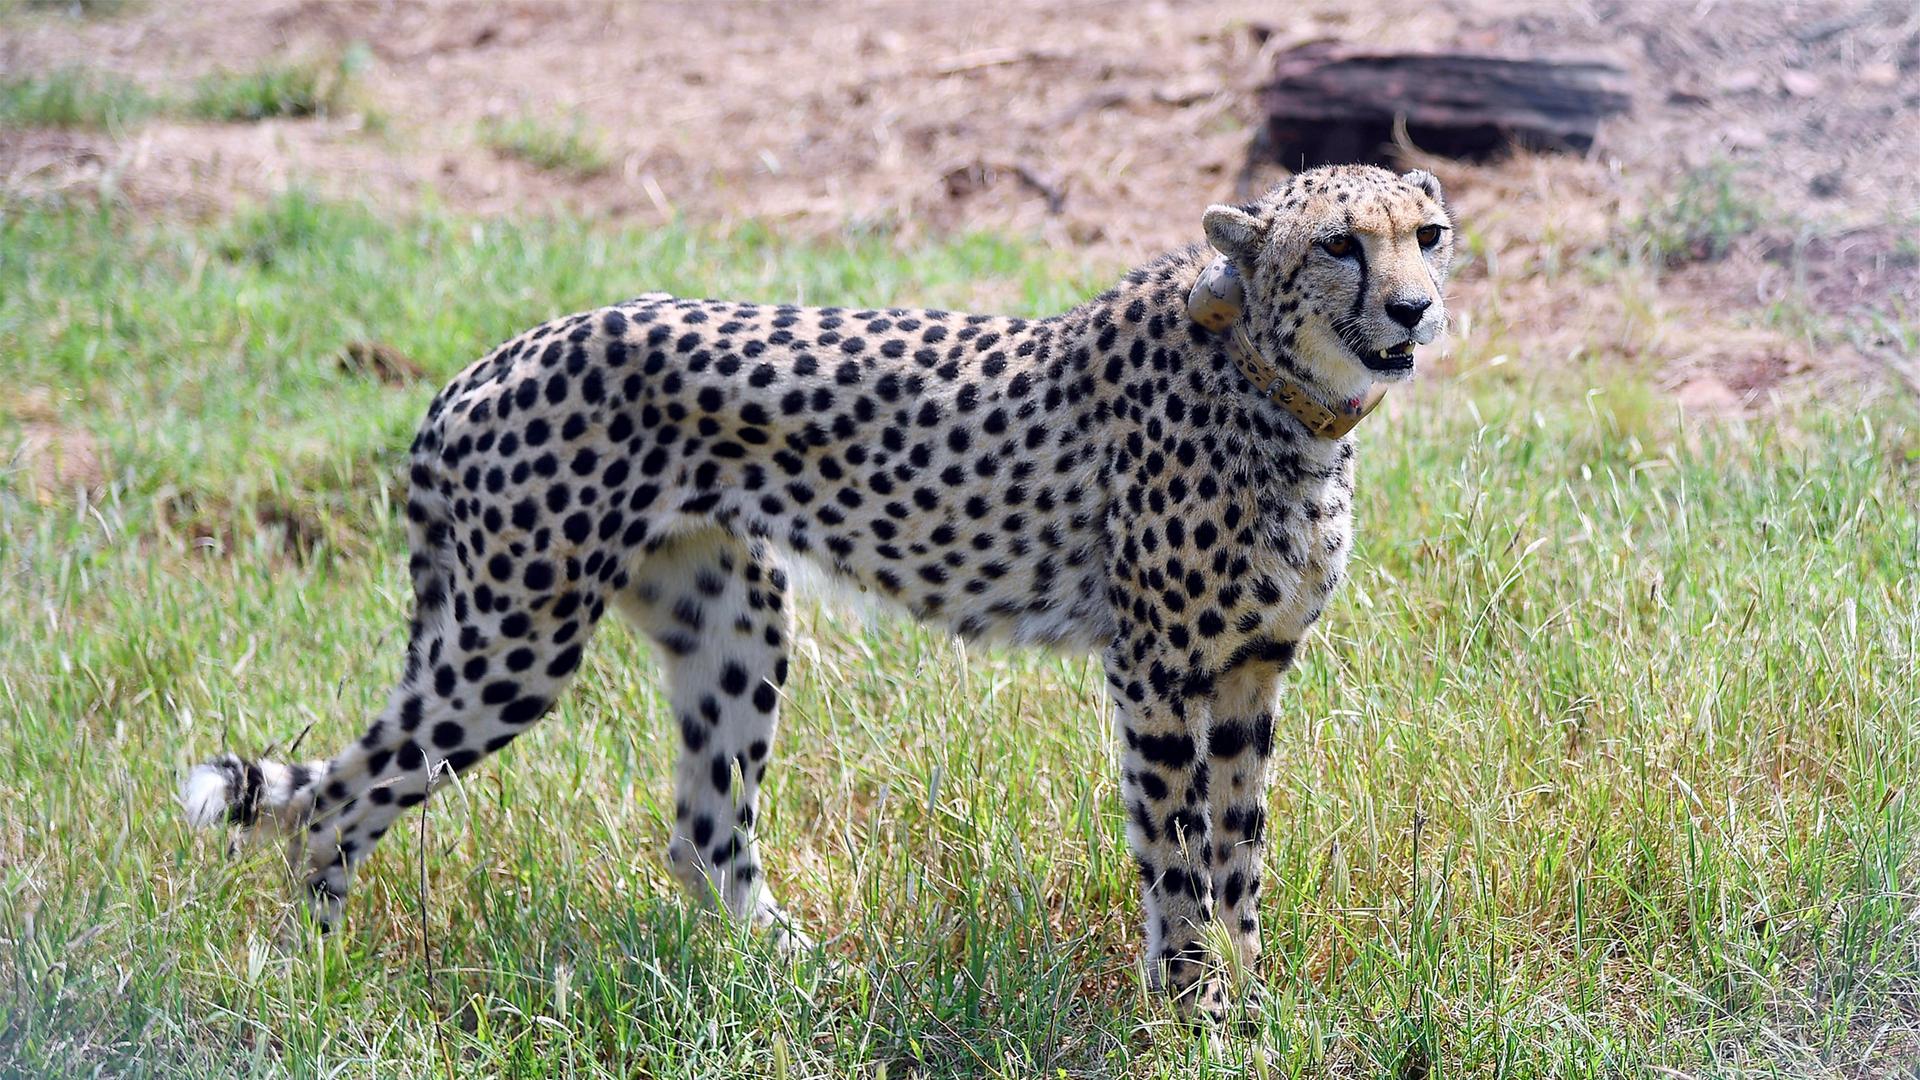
xmin=6 ymin=0 xmax=1919 ymax=407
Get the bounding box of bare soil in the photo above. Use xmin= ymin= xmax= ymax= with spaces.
xmin=6 ymin=0 xmax=1919 ymax=408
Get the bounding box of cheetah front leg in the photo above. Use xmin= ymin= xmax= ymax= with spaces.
xmin=1206 ymin=647 xmax=1292 ymax=991
xmin=1107 ymin=648 xmax=1229 ymax=1021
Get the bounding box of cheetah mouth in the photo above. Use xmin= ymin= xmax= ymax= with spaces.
xmin=1360 ymin=340 xmax=1416 ymax=372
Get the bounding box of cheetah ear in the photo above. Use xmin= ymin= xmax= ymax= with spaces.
xmin=1402 ymin=169 xmax=1445 ymax=204
xmin=1202 ymin=204 xmax=1265 ymax=260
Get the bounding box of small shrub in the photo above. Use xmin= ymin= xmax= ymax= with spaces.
xmin=17 ymin=0 xmax=136 ymax=16
xmin=481 ymin=114 xmax=611 ymax=177
xmin=187 ymin=47 xmax=368 ymax=123
xmin=1635 ymin=162 xmax=1766 ymax=267
xmin=211 ymin=190 xmax=344 ymax=268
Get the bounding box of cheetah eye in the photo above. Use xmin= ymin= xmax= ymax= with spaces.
xmin=1318 ymin=234 xmax=1356 ymax=259
xmin=1416 ymin=224 xmax=1444 ymax=249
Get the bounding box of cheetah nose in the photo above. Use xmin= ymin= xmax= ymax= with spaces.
xmin=1385 ymin=297 xmax=1431 ymax=329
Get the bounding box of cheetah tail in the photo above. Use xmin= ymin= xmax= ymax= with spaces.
xmin=178 ymin=752 xmax=326 ymax=832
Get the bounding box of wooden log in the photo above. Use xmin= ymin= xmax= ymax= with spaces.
xmin=1255 ymin=43 xmax=1633 ymax=169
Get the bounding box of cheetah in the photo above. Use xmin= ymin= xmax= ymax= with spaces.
xmin=180 ymin=164 xmax=1454 ymax=1018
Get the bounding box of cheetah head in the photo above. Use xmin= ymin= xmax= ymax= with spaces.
xmin=1202 ymin=165 xmax=1454 ymax=399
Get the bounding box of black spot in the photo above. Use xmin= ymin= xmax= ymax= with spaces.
xmin=547 ymin=644 xmax=583 ymax=678
xmin=1209 ymin=721 xmax=1249 ymax=760
xmin=1137 ymin=770 xmax=1170 ymax=801
xmin=1134 ymin=731 xmax=1195 ymax=768
xmin=397 ymin=741 xmax=425 ymax=770
xmin=501 ymin=696 xmax=548 ymax=726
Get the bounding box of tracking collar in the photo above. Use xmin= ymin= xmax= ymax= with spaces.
xmin=1186 ymin=256 xmax=1387 ymax=440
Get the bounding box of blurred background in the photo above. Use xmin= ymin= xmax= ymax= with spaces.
xmin=7 ymin=0 xmax=1918 ymax=411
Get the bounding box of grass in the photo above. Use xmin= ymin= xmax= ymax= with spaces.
xmin=1631 ymin=161 xmax=1768 ymax=268
xmin=0 ymin=50 xmax=366 ymax=130
xmin=481 ymin=114 xmax=613 ymax=178
xmin=2 ymin=194 xmax=1918 ymax=1077
xmin=0 ymin=67 xmax=160 ymax=129
xmin=187 ymin=51 xmax=365 ymax=124
xmin=5 ymin=0 xmax=136 ymax=16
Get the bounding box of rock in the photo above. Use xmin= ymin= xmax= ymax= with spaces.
xmin=1779 ymin=70 xmax=1823 ymax=97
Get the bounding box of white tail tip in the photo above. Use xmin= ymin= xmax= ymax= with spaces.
xmin=178 ymin=763 xmax=232 ymax=828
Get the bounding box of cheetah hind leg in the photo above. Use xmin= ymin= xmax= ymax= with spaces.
xmin=615 ymin=528 xmax=812 ymax=955
xmin=180 ymin=500 xmax=609 ymax=936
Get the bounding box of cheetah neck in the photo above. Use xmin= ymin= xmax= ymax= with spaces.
xmin=1227 ymin=324 xmax=1386 ymax=440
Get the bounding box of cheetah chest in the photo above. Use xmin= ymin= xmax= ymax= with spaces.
xmin=1241 ymin=461 xmax=1356 ymax=646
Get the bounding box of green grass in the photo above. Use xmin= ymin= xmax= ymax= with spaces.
xmin=5 ymin=0 xmax=136 ymax=17
xmin=186 ymin=55 xmax=357 ymax=123
xmin=1630 ymin=161 xmax=1768 ymax=268
xmin=481 ymin=114 xmax=612 ymax=178
xmin=2 ymin=195 xmax=1918 ymax=1077
xmin=0 ymin=67 xmax=160 ymax=128
xmin=0 ymin=51 xmax=366 ymax=130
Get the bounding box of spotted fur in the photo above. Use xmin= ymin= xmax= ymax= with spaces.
xmin=180 ymin=164 xmax=1454 ymax=1018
